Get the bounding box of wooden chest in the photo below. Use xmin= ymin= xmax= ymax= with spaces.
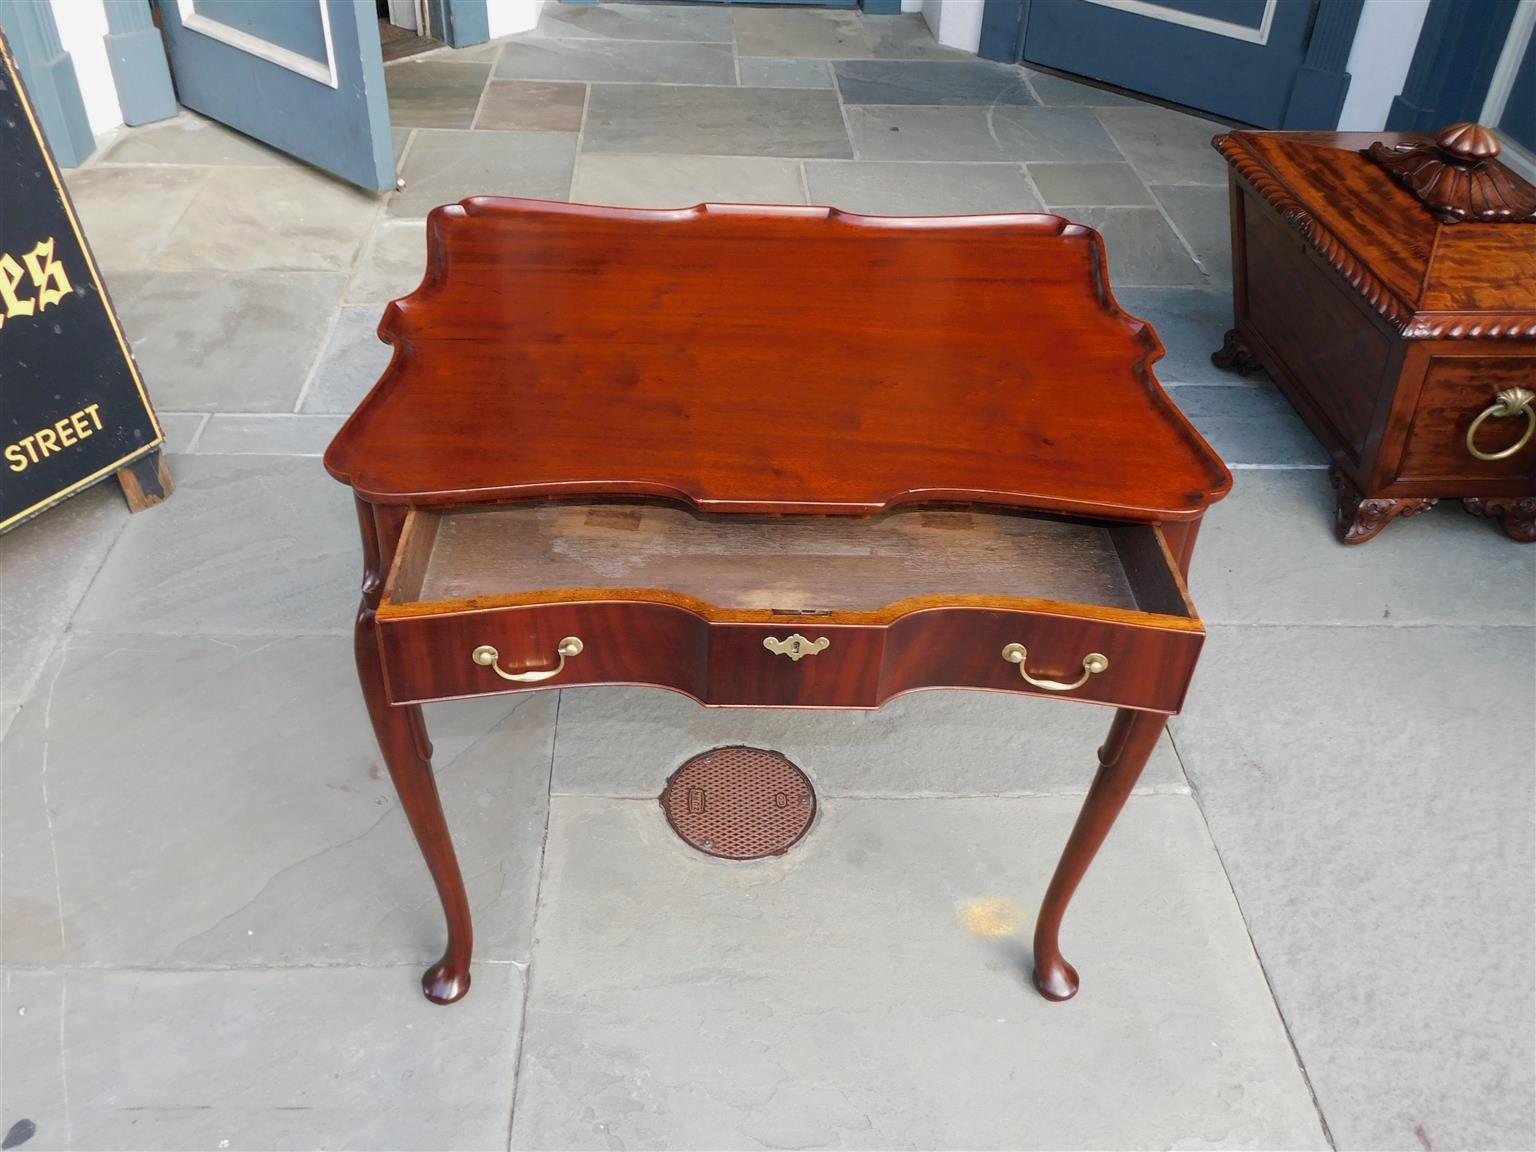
xmin=1212 ymin=123 xmax=1536 ymax=543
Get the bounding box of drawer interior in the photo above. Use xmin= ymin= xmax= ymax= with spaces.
xmin=381 ymin=502 xmax=1196 ymax=622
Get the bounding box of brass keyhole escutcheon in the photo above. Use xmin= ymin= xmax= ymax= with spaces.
xmin=763 ymin=634 xmax=830 ymax=661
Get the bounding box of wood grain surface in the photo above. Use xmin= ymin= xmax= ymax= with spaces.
xmin=1214 ymin=128 xmax=1534 ymax=543
xmin=324 ymin=198 xmax=1230 ymax=521
xmin=374 ymin=504 xmax=1201 ymax=712
xmin=1217 ymin=131 xmax=1536 ymax=328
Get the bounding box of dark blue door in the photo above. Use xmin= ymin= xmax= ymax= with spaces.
xmin=985 ymin=0 xmax=1362 ymax=128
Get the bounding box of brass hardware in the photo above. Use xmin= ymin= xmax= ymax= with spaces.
xmin=763 ymin=634 xmax=830 ymax=661
xmin=1001 ymin=643 xmax=1108 ymax=692
xmin=1466 ymin=387 xmax=1536 ymax=462
xmin=471 ymin=636 xmax=583 ymax=683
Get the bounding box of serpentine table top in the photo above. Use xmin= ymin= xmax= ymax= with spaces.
xmin=326 ymin=198 xmax=1228 ymax=519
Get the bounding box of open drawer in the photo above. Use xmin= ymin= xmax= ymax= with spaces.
xmin=374 ymin=502 xmax=1206 ymax=712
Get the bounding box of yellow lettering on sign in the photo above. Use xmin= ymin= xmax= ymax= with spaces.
xmin=0 ymin=252 xmax=34 ymax=325
xmin=23 ymin=237 xmax=72 ymax=310
xmin=0 ymin=237 xmax=74 ymax=327
xmin=3 ymin=404 xmax=105 ymax=472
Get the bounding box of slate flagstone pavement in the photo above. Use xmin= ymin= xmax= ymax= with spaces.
xmin=2 ymin=7 xmax=1531 ymax=1151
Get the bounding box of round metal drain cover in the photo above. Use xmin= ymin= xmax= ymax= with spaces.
xmin=660 ymin=746 xmax=816 ymax=860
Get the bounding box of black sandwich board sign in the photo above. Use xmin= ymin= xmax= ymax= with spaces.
xmin=1 ymin=30 xmax=168 ymax=533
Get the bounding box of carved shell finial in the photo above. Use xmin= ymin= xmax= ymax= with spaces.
xmin=1435 ymin=122 xmax=1500 ymax=162
xmin=1365 ymin=123 xmax=1536 ymax=224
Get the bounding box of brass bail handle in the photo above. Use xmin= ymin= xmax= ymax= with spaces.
xmin=1466 ymin=387 xmax=1536 ymax=462
xmin=1001 ymin=643 xmax=1108 ymax=692
xmin=472 ymin=636 xmax=583 ymax=683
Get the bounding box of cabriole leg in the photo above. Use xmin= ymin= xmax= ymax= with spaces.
xmin=356 ymin=605 xmax=473 ymax=1004
xmin=353 ymin=496 xmax=472 ymax=1004
xmin=1033 ymin=707 xmax=1166 ymax=1002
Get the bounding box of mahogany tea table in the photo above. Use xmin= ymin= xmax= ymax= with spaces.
xmin=324 ymin=198 xmax=1232 ymax=1005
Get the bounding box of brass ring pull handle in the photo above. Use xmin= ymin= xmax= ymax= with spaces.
xmin=1466 ymin=387 xmax=1536 ymax=462
xmin=1001 ymin=643 xmax=1108 ymax=692
xmin=763 ymin=634 xmax=830 ymax=661
xmin=471 ymin=637 xmax=583 ymax=682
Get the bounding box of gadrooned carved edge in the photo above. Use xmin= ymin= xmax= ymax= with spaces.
xmin=1213 ymin=135 xmax=1536 ymax=342
xmin=1214 ymin=135 xmax=1415 ymax=328
xmin=1402 ymin=313 xmax=1536 ymax=339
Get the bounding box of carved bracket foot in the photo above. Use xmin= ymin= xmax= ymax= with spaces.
xmin=1211 ymin=328 xmax=1265 ymax=376
xmin=1463 ymin=497 xmax=1536 ymax=543
xmin=1331 ymin=470 xmax=1437 ymax=544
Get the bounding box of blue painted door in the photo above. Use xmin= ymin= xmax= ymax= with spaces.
xmin=1004 ymin=0 xmax=1355 ymax=128
xmin=159 ymin=1 xmax=394 ymax=191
